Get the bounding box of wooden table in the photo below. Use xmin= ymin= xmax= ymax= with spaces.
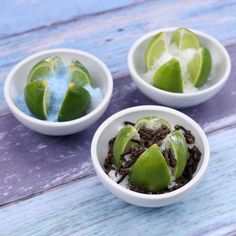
xmin=0 ymin=1 xmax=236 ymax=235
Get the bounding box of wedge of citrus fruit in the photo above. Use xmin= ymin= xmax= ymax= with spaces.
xmin=27 ymin=56 xmax=63 ymax=83
xmin=188 ymin=47 xmax=212 ymax=87
xmin=69 ymin=59 xmax=92 ymax=86
xmin=164 ymin=130 xmax=188 ymax=179
xmin=152 ymin=58 xmax=183 ymax=93
xmin=129 ymin=144 xmax=171 ymax=192
xmin=113 ymin=125 xmax=138 ymax=167
xmin=24 ymin=80 xmax=50 ymax=120
xmin=171 ymin=28 xmax=200 ymax=50
xmin=145 ymin=32 xmax=167 ymax=70
xmin=57 ymin=83 xmax=91 ymax=122
xmin=135 ymin=116 xmax=171 ymax=130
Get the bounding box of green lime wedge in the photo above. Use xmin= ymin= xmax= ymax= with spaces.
xmin=69 ymin=59 xmax=92 ymax=86
xmin=164 ymin=130 xmax=188 ymax=179
xmin=113 ymin=125 xmax=138 ymax=167
xmin=129 ymin=144 xmax=171 ymax=192
xmin=188 ymin=47 xmax=212 ymax=87
xmin=152 ymin=58 xmax=183 ymax=93
xmin=57 ymin=83 xmax=91 ymax=122
xmin=171 ymin=28 xmax=200 ymax=50
xmin=27 ymin=56 xmax=63 ymax=83
xmin=145 ymin=32 xmax=167 ymax=70
xmin=24 ymin=80 xmax=50 ymax=120
xmin=135 ymin=116 xmax=171 ymax=130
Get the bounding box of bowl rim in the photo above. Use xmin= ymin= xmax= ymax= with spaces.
xmin=4 ymin=48 xmax=113 ymax=127
xmin=128 ymin=27 xmax=231 ymax=98
xmin=91 ymin=105 xmax=210 ymax=200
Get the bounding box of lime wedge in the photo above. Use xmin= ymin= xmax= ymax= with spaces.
xmin=69 ymin=59 xmax=92 ymax=86
xmin=171 ymin=28 xmax=200 ymax=50
xmin=113 ymin=125 xmax=138 ymax=167
xmin=145 ymin=32 xmax=167 ymax=70
xmin=164 ymin=130 xmax=188 ymax=179
xmin=188 ymin=47 xmax=212 ymax=87
xmin=135 ymin=116 xmax=171 ymax=130
xmin=129 ymin=144 xmax=171 ymax=192
xmin=24 ymin=80 xmax=50 ymax=120
xmin=152 ymin=58 xmax=183 ymax=93
xmin=57 ymin=83 xmax=91 ymax=122
xmin=27 ymin=56 xmax=63 ymax=83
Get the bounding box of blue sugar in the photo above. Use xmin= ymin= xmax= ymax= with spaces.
xmin=83 ymin=84 xmax=103 ymax=112
xmin=15 ymin=94 xmax=32 ymax=117
xmin=15 ymin=67 xmax=103 ymax=122
xmin=47 ymin=69 xmax=69 ymax=121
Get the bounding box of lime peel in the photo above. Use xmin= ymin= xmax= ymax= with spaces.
xmin=145 ymin=32 xmax=168 ymax=70
xmin=129 ymin=144 xmax=171 ymax=192
xmin=69 ymin=59 xmax=92 ymax=86
xmin=163 ymin=130 xmax=188 ymax=179
xmin=113 ymin=125 xmax=138 ymax=167
xmin=152 ymin=58 xmax=183 ymax=93
xmin=144 ymin=28 xmax=212 ymax=92
xmin=24 ymin=80 xmax=50 ymax=120
xmin=57 ymin=82 xmax=91 ymax=122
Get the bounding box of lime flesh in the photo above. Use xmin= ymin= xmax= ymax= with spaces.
xmin=188 ymin=47 xmax=212 ymax=87
xmin=145 ymin=32 xmax=167 ymax=70
xmin=24 ymin=80 xmax=50 ymax=120
xmin=129 ymin=144 xmax=171 ymax=192
xmin=113 ymin=125 xmax=138 ymax=167
xmin=152 ymin=58 xmax=183 ymax=93
xmin=135 ymin=116 xmax=171 ymax=130
xmin=164 ymin=130 xmax=188 ymax=179
xmin=171 ymin=28 xmax=200 ymax=50
xmin=57 ymin=83 xmax=91 ymax=122
xmin=69 ymin=59 xmax=92 ymax=86
xmin=27 ymin=56 xmax=63 ymax=83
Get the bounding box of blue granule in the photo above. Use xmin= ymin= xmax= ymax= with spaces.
xmin=15 ymin=66 xmax=103 ymax=122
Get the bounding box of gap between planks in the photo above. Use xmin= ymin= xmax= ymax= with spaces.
xmin=0 ymin=0 xmax=150 ymax=41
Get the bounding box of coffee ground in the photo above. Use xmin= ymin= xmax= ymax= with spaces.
xmin=103 ymin=122 xmax=202 ymax=194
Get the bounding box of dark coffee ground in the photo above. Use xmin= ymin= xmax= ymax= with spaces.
xmin=103 ymin=121 xmax=202 ymax=194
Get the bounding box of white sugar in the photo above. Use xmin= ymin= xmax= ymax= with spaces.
xmin=142 ymin=39 xmax=212 ymax=93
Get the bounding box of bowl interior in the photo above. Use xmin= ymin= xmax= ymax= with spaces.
xmin=96 ymin=108 xmax=206 ymax=182
xmin=9 ymin=50 xmax=109 ymax=107
xmin=132 ymin=28 xmax=228 ymax=90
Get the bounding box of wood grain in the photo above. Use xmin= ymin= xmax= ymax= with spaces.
xmin=0 ymin=3 xmax=236 ymax=234
xmin=1 ymin=126 xmax=236 ymax=236
xmin=0 ymin=41 xmax=236 ymax=205
xmin=0 ymin=0 xmax=144 ymax=38
xmin=0 ymin=42 xmax=235 ymax=206
xmin=0 ymin=0 xmax=235 ymax=80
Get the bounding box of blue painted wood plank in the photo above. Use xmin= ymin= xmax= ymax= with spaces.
xmin=0 ymin=0 xmax=236 ymax=206
xmin=0 ymin=0 xmax=235 ymax=104
xmin=0 ymin=0 xmax=235 ymax=81
xmin=0 ymin=0 xmax=143 ymax=38
xmin=1 ymin=126 xmax=236 ymax=236
xmin=0 ymin=43 xmax=235 ymax=206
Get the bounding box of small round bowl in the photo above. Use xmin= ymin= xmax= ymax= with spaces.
xmin=91 ymin=105 xmax=210 ymax=207
xmin=4 ymin=48 xmax=113 ymax=136
xmin=128 ymin=27 xmax=231 ymax=108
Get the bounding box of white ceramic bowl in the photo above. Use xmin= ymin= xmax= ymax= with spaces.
xmin=128 ymin=27 xmax=231 ymax=108
xmin=4 ymin=48 xmax=113 ymax=136
xmin=91 ymin=105 xmax=210 ymax=207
